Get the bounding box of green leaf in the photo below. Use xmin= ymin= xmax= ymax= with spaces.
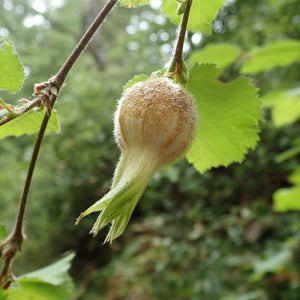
xmin=288 ymin=167 xmax=300 ymax=185
xmin=4 ymin=281 xmax=72 ymax=300
xmin=0 ymin=290 xmax=6 ymax=300
xmin=189 ymin=43 xmax=240 ymax=68
xmin=163 ymin=0 xmax=226 ymax=35
xmin=241 ymin=40 xmax=300 ymax=74
xmin=3 ymin=253 xmax=75 ymax=300
xmin=120 ymin=0 xmax=149 ymax=7
xmin=0 ymin=39 xmax=25 ymax=93
xmin=262 ymin=90 xmax=300 ymax=127
xmin=123 ymin=74 xmax=149 ymax=91
xmin=0 ymin=224 xmax=7 ymax=239
xmin=0 ymin=108 xmax=60 ymax=140
xmin=123 ymin=70 xmax=166 ymax=91
xmin=273 ymin=187 xmax=300 ymax=212
xmin=186 ymin=64 xmax=261 ymax=173
xmin=20 ymin=252 xmax=75 ymax=285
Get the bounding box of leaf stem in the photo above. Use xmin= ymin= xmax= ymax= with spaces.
xmin=0 ymin=97 xmax=44 ymax=126
xmin=0 ymin=0 xmax=117 ymax=287
xmin=166 ymin=0 xmax=193 ymax=83
xmin=0 ymin=99 xmax=19 ymax=118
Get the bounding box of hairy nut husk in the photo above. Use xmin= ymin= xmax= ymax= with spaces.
xmin=114 ymin=76 xmax=199 ymax=167
xmin=76 ymin=77 xmax=199 ymax=243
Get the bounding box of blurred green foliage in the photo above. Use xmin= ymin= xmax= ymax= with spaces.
xmin=0 ymin=0 xmax=300 ymax=299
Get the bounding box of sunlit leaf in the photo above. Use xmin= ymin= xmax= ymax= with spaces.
xmin=288 ymin=167 xmax=300 ymax=185
xmin=273 ymin=187 xmax=300 ymax=212
xmin=189 ymin=43 xmax=240 ymax=68
xmin=120 ymin=0 xmax=149 ymax=7
xmin=262 ymin=90 xmax=300 ymax=127
xmin=163 ymin=0 xmax=226 ymax=35
xmin=0 ymin=108 xmax=60 ymax=139
xmin=186 ymin=63 xmax=261 ymax=173
xmin=0 ymin=39 xmax=25 ymax=93
xmin=4 ymin=281 xmax=72 ymax=300
xmin=3 ymin=253 xmax=75 ymax=300
xmin=20 ymin=252 xmax=75 ymax=286
xmin=123 ymin=70 xmax=167 ymax=91
xmin=0 ymin=224 xmax=7 ymax=239
xmin=241 ymin=40 xmax=300 ymax=74
xmin=123 ymin=74 xmax=149 ymax=91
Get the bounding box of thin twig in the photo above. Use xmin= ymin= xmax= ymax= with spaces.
xmin=0 ymin=0 xmax=117 ymax=288
xmin=166 ymin=0 xmax=193 ymax=81
xmin=14 ymin=96 xmax=52 ymax=238
xmin=174 ymin=0 xmax=193 ymax=64
xmin=0 ymin=97 xmax=43 ymax=126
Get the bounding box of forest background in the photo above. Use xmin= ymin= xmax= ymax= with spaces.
xmin=0 ymin=0 xmax=300 ymax=299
